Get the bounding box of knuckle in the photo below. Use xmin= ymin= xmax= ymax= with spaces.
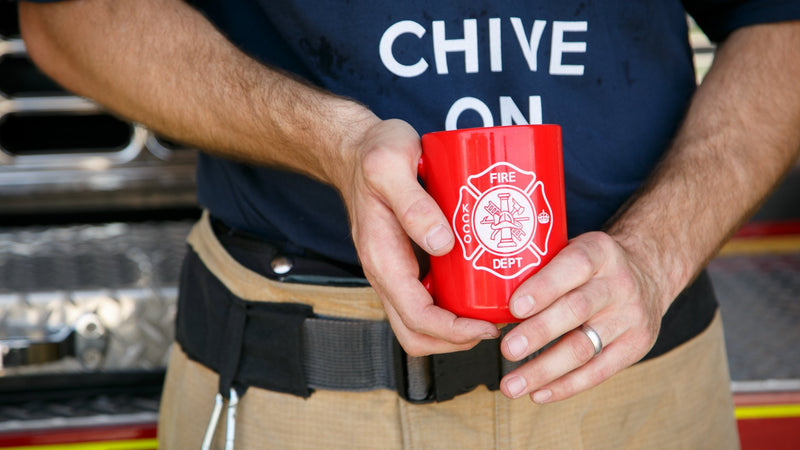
xmin=569 ymin=334 xmax=597 ymax=362
xmin=567 ymin=245 xmax=596 ymax=278
xmin=360 ymin=147 xmax=395 ymax=185
xmin=403 ymin=317 xmax=427 ymax=336
xmin=399 ymin=195 xmax=438 ymax=228
xmin=581 ymin=231 xmax=615 ymax=254
xmin=445 ymin=315 xmax=485 ymax=346
xmin=571 ymin=365 xmax=609 ymax=394
xmin=616 ymin=267 xmax=638 ymax=296
xmin=572 ymin=232 xmax=617 ymax=270
xmin=563 ymin=291 xmax=593 ymax=322
xmin=592 ymin=361 xmax=615 ymax=384
xmin=591 ymin=231 xmax=617 ymax=251
xmin=557 ymin=375 xmax=582 ymax=398
xmin=531 ymin=324 xmax=554 ymax=347
xmin=516 ymin=320 xmax=553 ymax=350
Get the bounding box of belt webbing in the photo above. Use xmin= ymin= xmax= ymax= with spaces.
xmin=176 ymin=246 xmax=519 ymax=403
xmin=302 ymin=317 xmax=397 ymax=392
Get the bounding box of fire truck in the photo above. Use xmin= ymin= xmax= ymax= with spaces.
xmin=0 ymin=4 xmax=797 ymax=448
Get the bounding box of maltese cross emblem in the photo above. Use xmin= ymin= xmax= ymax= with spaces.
xmin=453 ymin=162 xmax=554 ymax=279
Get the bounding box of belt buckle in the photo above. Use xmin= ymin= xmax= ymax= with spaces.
xmin=394 ymin=338 xmax=503 ymax=404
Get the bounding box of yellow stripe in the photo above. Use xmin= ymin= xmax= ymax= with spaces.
xmin=1 ymin=438 xmax=157 ymax=450
xmin=718 ymin=236 xmax=800 ymax=256
xmin=735 ymin=404 xmax=800 ymax=420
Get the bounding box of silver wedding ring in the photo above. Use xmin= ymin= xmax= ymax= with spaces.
xmin=580 ymin=325 xmax=603 ymax=356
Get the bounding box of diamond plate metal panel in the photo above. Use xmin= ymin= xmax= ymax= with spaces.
xmin=708 ymin=252 xmax=800 ymax=383
xmin=0 ymin=221 xmax=192 ymax=374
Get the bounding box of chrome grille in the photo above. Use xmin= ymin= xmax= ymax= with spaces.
xmin=0 ymin=40 xmax=187 ymax=169
xmin=0 ymin=7 xmax=196 ymax=212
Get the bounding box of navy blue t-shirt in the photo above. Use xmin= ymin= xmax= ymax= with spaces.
xmin=186 ymin=0 xmax=800 ymax=266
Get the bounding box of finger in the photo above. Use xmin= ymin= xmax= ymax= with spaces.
xmin=381 ymin=299 xmax=485 ymax=356
xmin=509 ymin=232 xmax=614 ymax=319
xmin=528 ymin=336 xmax=643 ymax=404
xmin=356 ymin=198 xmax=499 ymax=350
xmin=502 ymin=278 xmax=613 ymax=361
xmin=375 ymin=267 xmax=500 ymax=353
xmin=500 ymin=322 xmax=621 ymax=399
xmin=379 ymin=170 xmax=454 ymax=256
xmin=358 ymin=126 xmax=454 ymax=256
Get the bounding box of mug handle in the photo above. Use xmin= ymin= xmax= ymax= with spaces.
xmin=420 ymin=272 xmax=433 ymax=294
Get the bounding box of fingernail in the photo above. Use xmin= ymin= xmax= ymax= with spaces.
xmin=480 ymin=328 xmax=501 ymax=340
xmin=532 ymin=389 xmax=552 ymax=404
xmin=504 ymin=376 xmax=527 ymax=398
xmin=504 ymin=335 xmax=528 ymax=359
xmin=425 ymin=224 xmax=452 ymax=252
xmin=510 ymin=295 xmax=535 ymax=318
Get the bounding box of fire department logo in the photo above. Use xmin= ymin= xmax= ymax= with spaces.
xmin=453 ymin=162 xmax=554 ymax=279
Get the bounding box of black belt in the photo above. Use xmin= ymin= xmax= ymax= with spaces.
xmin=176 ymin=246 xmax=530 ymax=403
xmin=177 ymin=217 xmax=717 ymax=403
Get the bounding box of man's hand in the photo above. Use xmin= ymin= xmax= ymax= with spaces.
xmin=499 ymin=20 xmax=800 ymax=403
xmin=337 ymin=119 xmax=500 ymax=356
xmin=499 ymin=232 xmax=663 ymax=402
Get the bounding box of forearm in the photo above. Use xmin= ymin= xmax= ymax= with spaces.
xmin=21 ymin=0 xmax=502 ymax=353
xmin=607 ymin=21 xmax=800 ymax=312
xmin=19 ymin=0 xmax=377 ymax=188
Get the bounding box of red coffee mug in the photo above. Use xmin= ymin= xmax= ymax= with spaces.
xmin=419 ymin=125 xmax=567 ymax=323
